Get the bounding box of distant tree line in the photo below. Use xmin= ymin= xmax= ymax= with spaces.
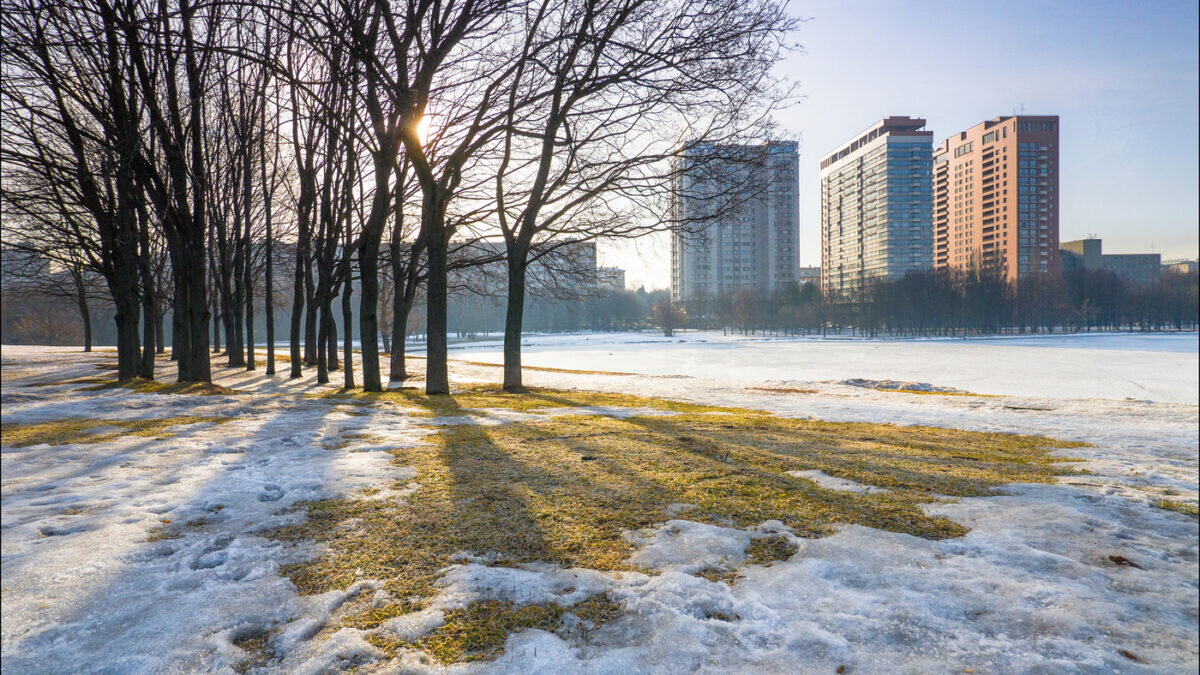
xmin=681 ymin=268 xmax=1200 ymax=337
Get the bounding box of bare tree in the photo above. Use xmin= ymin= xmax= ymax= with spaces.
xmin=1 ymin=0 xmax=154 ymax=379
xmin=490 ymin=0 xmax=797 ymax=389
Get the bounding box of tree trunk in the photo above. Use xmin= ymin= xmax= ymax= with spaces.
xmin=424 ymin=198 xmax=449 ymax=395
xmin=244 ymin=137 xmax=255 ymax=371
xmin=264 ymin=202 xmax=275 ymax=376
xmin=290 ymin=237 xmax=305 ymax=378
xmin=231 ymin=239 xmax=245 ymax=366
xmin=154 ymin=299 xmax=165 ymax=354
xmin=304 ymin=255 xmax=318 ymax=365
xmin=502 ymin=256 xmax=527 ymax=391
xmin=342 ymin=271 xmax=354 ymax=389
xmin=73 ymin=270 xmax=93 ymax=352
xmin=140 ymin=286 xmax=156 ymax=379
xmin=79 ymin=296 xmax=93 ymax=352
xmin=114 ymin=289 xmax=140 ymax=382
xmin=316 ymin=299 xmax=329 ymax=384
xmin=179 ymin=238 xmax=212 ymax=382
xmin=136 ymin=207 xmax=156 ymax=379
xmin=327 ymin=303 xmax=339 ymax=371
xmin=389 ymin=286 xmax=414 ymax=383
xmin=244 ymin=246 xmax=255 ymax=370
xmin=359 ymin=236 xmax=382 ymax=391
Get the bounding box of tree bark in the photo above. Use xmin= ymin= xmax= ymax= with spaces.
xmin=390 ymin=295 xmax=411 ymax=382
xmin=358 ymin=235 xmax=382 ymax=391
xmin=304 ymin=254 xmax=318 ymax=365
xmin=342 ymin=262 xmax=354 ymax=389
xmin=72 ymin=269 xmax=93 ymax=352
xmin=154 ymin=297 xmax=165 ymax=354
xmin=79 ymin=296 xmax=93 ymax=353
xmin=502 ymin=255 xmax=527 ymax=391
xmin=424 ymin=201 xmax=449 ymax=395
xmin=289 ymin=243 xmax=304 ymax=377
xmin=114 ymin=287 xmax=140 ymax=382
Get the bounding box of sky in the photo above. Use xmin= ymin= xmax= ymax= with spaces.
xmin=600 ymin=0 xmax=1200 ymax=290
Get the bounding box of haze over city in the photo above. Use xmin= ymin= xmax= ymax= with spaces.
xmin=604 ymin=0 xmax=1200 ymax=290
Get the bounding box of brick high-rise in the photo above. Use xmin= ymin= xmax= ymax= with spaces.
xmin=933 ymin=115 xmax=1060 ymax=281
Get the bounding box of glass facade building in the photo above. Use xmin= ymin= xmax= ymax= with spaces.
xmin=819 ymin=117 xmax=934 ymax=298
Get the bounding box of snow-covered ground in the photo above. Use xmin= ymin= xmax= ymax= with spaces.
xmin=448 ymin=330 xmax=1200 ymax=404
xmin=2 ymin=335 xmax=1197 ymax=673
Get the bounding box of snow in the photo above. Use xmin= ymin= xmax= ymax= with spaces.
xmin=2 ymin=335 xmax=1197 ymax=673
xmin=788 ymin=469 xmax=890 ymax=494
xmin=451 ymin=330 xmax=1200 ymax=404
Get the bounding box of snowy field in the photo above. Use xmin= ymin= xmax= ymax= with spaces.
xmin=2 ymin=335 xmax=1197 ymax=673
xmin=447 ymin=330 xmax=1200 ymax=404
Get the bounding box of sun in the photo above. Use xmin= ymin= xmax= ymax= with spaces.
xmin=416 ymin=116 xmax=431 ymax=146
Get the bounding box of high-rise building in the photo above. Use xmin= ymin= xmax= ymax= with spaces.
xmin=670 ymin=141 xmax=799 ymax=304
xmin=934 ymin=115 xmax=1059 ymax=281
xmin=819 ymin=116 xmax=933 ymax=298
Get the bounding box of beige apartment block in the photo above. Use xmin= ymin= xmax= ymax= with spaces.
xmin=934 ymin=115 xmax=1060 ymax=282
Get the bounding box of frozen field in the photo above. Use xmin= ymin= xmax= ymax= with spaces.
xmin=2 ymin=339 xmax=1197 ymax=673
xmin=449 ymin=331 xmax=1200 ymax=404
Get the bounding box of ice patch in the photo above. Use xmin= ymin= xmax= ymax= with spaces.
xmin=626 ymin=520 xmax=757 ymax=572
xmin=374 ymin=608 xmax=446 ymax=641
xmin=788 ymin=469 xmax=890 ymax=494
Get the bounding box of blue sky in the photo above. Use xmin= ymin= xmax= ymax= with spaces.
xmin=605 ymin=0 xmax=1199 ymax=289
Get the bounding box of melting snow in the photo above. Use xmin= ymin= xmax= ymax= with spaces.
xmin=2 ymin=336 xmax=1197 ymax=673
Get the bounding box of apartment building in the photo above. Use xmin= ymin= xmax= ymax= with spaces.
xmin=934 ymin=115 xmax=1060 ymax=282
xmin=819 ymin=116 xmax=933 ymax=298
xmin=670 ymin=141 xmax=800 ymax=304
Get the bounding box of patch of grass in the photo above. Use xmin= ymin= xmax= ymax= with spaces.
xmin=313 ymin=384 xmax=740 ymax=418
xmin=884 ymin=388 xmax=998 ymax=398
xmin=147 ymin=526 xmax=183 ymax=542
xmin=1 ymin=415 xmax=231 ymax=447
xmin=25 ymin=375 xmax=114 ymax=388
xmin=693 ymin=565 xmax=741 ymax=584
xmin=744 ymin=534 xmax=798 ymax=565
xmin=1152 ymin=499 xmax=1199 ymax=519
xmin=231 ymin=627 xmax=276 ymax=673
xmin=368 ymin=594 xmax=621 ymax=664
xmin=748 ymin=387 xmax=819 ymax=395
xmin=81 ymin=378 xmax=240 ymax=396
xmin=272 ymin=396 xmax=1083 ymax=663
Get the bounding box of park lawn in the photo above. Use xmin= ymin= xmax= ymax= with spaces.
xmin=270 ymin=387 xmax=1086 ymax=664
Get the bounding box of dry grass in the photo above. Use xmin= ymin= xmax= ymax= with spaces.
xmin=25 ymin=375 xmax=114 ymax=388
xmin=744 ymin=535 xmax=798 ymax=565
xmin=1 ymin=415 xmax=231 ymax=448
xmin=27 ymin=374 xmax=238 ymax=396
xmin=747 ymin=386 xmax=819 ymax=395
xmin=883 ymin=389 xmax=998 ymax=398
xmin=1152 ymin=499 xmax=1199 ymax=519
xmin=314 ymin=384 xmax=739 ymax=417
xmin=271 ymin=395 xmax=1083 ymax=663
xmin=367 ymin=595 xmax=621 ymax=664
xmin=80 ymin=378 xmax=241 ymax=396
xmin=693 ymin=565 xmax=741 ymax=584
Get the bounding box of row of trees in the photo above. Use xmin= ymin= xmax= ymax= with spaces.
xmin=1 ymin=0 xmax=796 ymax=393
xmin=681 ymin=268 xmax=1200 ymax=337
